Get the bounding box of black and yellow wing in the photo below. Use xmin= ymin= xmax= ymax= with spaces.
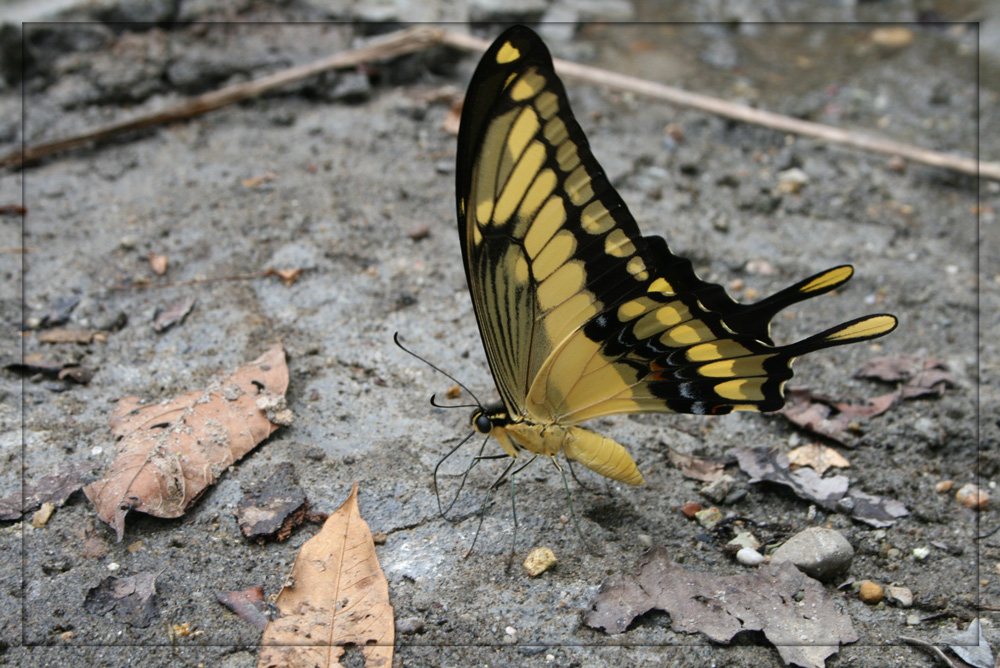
xmin=457 ymin=25 xmax=897 ymax=430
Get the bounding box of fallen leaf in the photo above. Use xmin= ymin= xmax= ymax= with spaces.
xmin=83 ymin=344 xmax=289 ymax=540
xmin=584 ymin=546 xmax=857 ymax=668
xmin=148 ymin=252 xmax=168 ymax=275
xmin=730 ymin=446 xmax=848 ymax=510
xmin=779 ymin=388 xmax=897 ymax=444
xmin=84 ymin=570 xmax=162 ymax=628
xmin=847 ymin=489 xmax=909 ymax=528
xmin=0 ymin=461 xmax=93 ymax=520
xmin=265 ymin=268 xmax=304 ymax=286
xmin=666 ymin=446 xmax=726 ymax=482
xmin=235 ymin=463 xmax=314 ymax=543
xmin=242 ymin=172 xmax=277 ymax=188
xmin=442 ymin=97 xmax=463 ymax=135
xmin=216 ymin=587 xmax=272 ymax=631
xmin=943 ymin=618 xmax=993 ymax=668
xmin=787 ymin=444 xmax=850 ymax=475
xmin=259 ymin=483 xmax=393 ymax=668
xmin=38 ymin=328 xmax=95 ymax=344
xmin=152 ymin=295 xmax=196 ymax=332
xmin=855 ymin=353 xmax=928 ymax=382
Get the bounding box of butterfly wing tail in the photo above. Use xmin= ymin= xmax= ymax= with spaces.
xmin=785 ymin=313 xmax=899 ymax=356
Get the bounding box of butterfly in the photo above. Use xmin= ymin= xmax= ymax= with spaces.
xmin=455 ymin=25 xmax=897 ymax=487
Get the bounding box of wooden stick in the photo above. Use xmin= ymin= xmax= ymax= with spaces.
xmin=441 ymin=30 xmax=996 ymax=181
xmin=0 ymin=26 xmax=444 ymax=169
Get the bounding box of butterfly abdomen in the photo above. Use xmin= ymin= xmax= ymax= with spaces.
xmin=506 ymin=421 xmax=644 ymax=486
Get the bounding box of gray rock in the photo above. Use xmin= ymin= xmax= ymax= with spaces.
xmin=770 ymin=527 xmax=854 ymax=582
xmin=885 ymin=585 xmax=913 ymax=608
xmin=468 ymin=0 xmax=549 ymax=23
xmin=699 ymin=473 xmax=735 ymax=504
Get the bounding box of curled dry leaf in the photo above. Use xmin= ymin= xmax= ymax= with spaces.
xmin=787 ymin=443 xmax=850 ymax=475
xmin=83 ymin=344 xmax=289 ymax=540
xmin=259 ymin=483 xmax=393 ymax=668
xmin=584 ymin=546 xmax=857 ymax=668
xmin=152 ymin=295 xmax=196 ymax=332
xmin=666 ymin=445 xmax=726 ymax=482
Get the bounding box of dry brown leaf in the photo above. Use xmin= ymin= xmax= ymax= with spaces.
xmin=148 ymin=252 xmax=168 ymax=275
xmin=584 ymin=546 xmax=857 ymax=668
xmin=666 ymin=446 xmax=726 ymax=482
xmin=787 ymin=443 xmax=850 ymax=475
xmin=442 ymin=97 xmax=463 ymax=135
xmin=267 ymin=268 xmax=304 ymax=286
xmin=152 ymin=295 xmax=196 ymax=332
xmin=83 ymin=344 xmax=289 ymax=540
xmin=259 ymin=483 xmax=394 ymax=668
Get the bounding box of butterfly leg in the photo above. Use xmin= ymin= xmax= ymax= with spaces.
xmin=552 ymin=457 xmax=600 ymax=555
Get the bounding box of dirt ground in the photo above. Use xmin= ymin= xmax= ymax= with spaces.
xmin=1 ymin=6 xmax=996 ymax=668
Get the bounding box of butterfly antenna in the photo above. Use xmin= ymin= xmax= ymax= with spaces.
xmin=393 ymin=332 xmax=483 ymax=407
xmin=554 ymin=457 xmax=599 ymax=556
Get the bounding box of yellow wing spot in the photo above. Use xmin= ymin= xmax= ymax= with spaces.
xmin=626 ymin=256 xmax=647 ymax=278
xmin=507 ymin=107 xmax=540 ymax=166
xmin=544 ymin=117 xmax=569 ymax=146
xmin=510 ymin=71 xmax=545 ymax=101
xmin=556 ymin=141 xmax=581 ymax=172
xmin=542 ymin=292 xmax=598 ymax=346
xmin=714 ymin=378 xmax=766 ymax=402
xmin=698 ymin=355 xmax=773 ymax=378
xmin=730 ymin=404 xmax=761 ymax=413
xmin=581 ymin=201 xmax=613 ymax=235
xmin=634 ymin=302 xmax=689 ymax=339
xmin=476 ymin=108 xmax=518 ymax=222
xmin=647 ymin=277 xmax=674 ymax=294
xmin=496 ymin=41 xmax=521 ymax=64
xmin=566 ymin=165 xmax=594 ymax=205
xmin=495 ymin=141 xmax=546 ymax=225
xmin=604 ymin=229 xmax=636 ymax=258
xmin=536 ymin=91 xmax=559 ymax=120
xmin=824 ymin=315 xmax=898 ymax=343
xmin=473 ymin=224 xmax=482 ymax=245
xmin=476 ymin=198 xmax=494 ymax=226
xmin=802 ymin=265 xmax=853 ymax=293
xmin=515 ymin=168 xmax=557 ymax=233
xmin=515 ymin=254 xmax=530 ymax=284
xmin=537 ymin=261 xmax=585 ymax=310
xmin=617 ymin=298 xmax=649 ymax=322
xmin=524 ymin=196 xmax=565 ymax=258
xmin=686 ymin=339 xmax=752 ymax=362
xmin=661 ymin=319 xmax=712 ymax=346
xmin=533 ymin=229 xmax=577 ymax=282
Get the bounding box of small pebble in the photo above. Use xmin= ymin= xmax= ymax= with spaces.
xmin=912 ymin=547 xmax=930 ymax=560
xmin=397 ymin=617 xmax=425 ymax=635
xmin=887 ymin=155 xmax=906 ymax=173
xmin=31 ymin=502 xmax=54 ymax=528
xmin=637 ymin=533 xmax=653 ymax=549
xmin=956 ymin=483 xmax=990 ymax=510
xmin=906 ymin=614 xmax=922 ymax=626
xmin=771 ymin=527 xmax=854 ymax=582
xmin=694 ymin=507 xmax=723 ymax=530
xmin=372 ymin=531 xmax=387 ymax=545
xmin=859 ymin=580 xmax=884 ymax=604
xmin=736 ymin=547 xmax=766 ymax=566
xmin=777 ymin=167 xmax=810 ymax=194
xmin=59 ymin=631 xmax=75 ymax=640
xmin=935 ymin=479 xmax=953 ymax=493
xmin=871 ymin=27 xmax=915 ymax=49
xmin=523 ymin=547 xmax=557 ymax=577
xmin=727 ymin=531 xmax=761 ymax=551
xmin=885 ymin=585 xmax=913 ymax=608
xmin=680 ymin=501 xmax=702 ymax=518
xmin=699 ymin=474 xmax=734 ymax=504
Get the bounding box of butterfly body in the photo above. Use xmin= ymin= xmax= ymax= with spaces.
xmin=456 ymin=26 xmax=896 ymax=487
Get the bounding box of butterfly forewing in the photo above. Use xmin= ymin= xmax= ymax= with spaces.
xmin=457 ymin=26 xmax=898 ymax=433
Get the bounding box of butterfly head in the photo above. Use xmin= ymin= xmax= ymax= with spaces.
xmin=471 ymin=402 xmax=511 ymax=435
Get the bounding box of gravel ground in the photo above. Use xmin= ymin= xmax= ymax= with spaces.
xmin=1 ymin=4 xmax=995 ymax=668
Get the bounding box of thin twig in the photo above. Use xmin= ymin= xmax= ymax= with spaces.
xmin=1 ymin=26 xmax=444 ymax=169
xmin=6 ymin=26 xmax=992 ymax=182
xmin=108 ymin=270 xmax=276 ymax=291
xmin=441 ymin=30 xmax=995 ymax=181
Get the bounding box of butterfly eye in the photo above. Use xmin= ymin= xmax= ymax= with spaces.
xmin=474 ymin=413 xmax=493 ymax=434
